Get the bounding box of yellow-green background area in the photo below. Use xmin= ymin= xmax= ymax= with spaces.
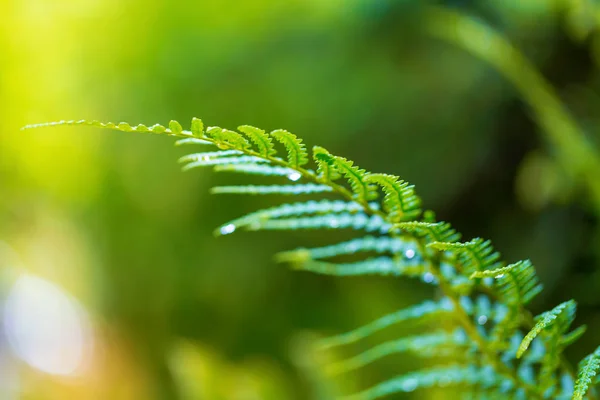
xmin=2 ymin=0 xmax=600 ymax=399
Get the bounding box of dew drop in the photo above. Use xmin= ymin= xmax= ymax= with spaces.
xmin=3 ymin=274 xmax=93 ymax=376
xmin=477 ymin=315 xmax=488 ymax=325
xmin=287 ymin=172 xmax=302 ymax=181
xmin=423 ymin=272 xmax=434 ymax=283
xmin=220 ymin=224 xmax=236 ymax=235
xmin=405 ymin=249 xmax=416 ymax=259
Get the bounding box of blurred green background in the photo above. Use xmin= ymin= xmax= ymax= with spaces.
xmin=2 ymin=0 xmax=600 ymax=399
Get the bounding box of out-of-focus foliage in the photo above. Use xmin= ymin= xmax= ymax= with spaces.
xmin=2 ymin=0 xmax=600 ymax=399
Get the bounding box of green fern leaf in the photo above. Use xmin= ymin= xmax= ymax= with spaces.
xmin=169 ymin=120 xmax=183 ymax=135
xmin=175 ymin=137 xmax=213 ymax=146
xmin=395 ymin=221 xmax=461 ymax=244
xmin=22 ymin=119 xmax=175 ymax=135
xmin=573 ymin=346 xmax=600 ymax=400
xmin=319 ymin=298 xmax=453 ymax=349
xmin=330 ymin=155 xmax=378 ymax=202
xmin=517 ymin=300 xmax=577 ymax=359
xmin=205 ymin=126 xmax=251 ymax=151
xmin=215 ymin=200 xmax=363 ymax=236
xmin=210 ymin=184 xmax=332 ymax=195
xmin=311 ymin=146 xmax=377 ymax=201
xmin=343 ymin=365 xmax=499 ymax=400
xmin=270 ymin=129 xmax=309 ymax=167
xmin=246 ymin=213 xmax=391 ymax=233
xmin=213 ymin=164 xmax=299 ymax=177
xmin=429 ymin=238 xmax=502 ymax=274
xmin=191 ymin=117 xmax=204 ymax=136
xmin=470 ymin=260 xmax=542 ymax=306
xmin=328 ymin=330 xmax=466 ymax=375
xmin=275 ymin=236 xmax=414 ymax=263
xmin=237 ymin=125 xmax=277 ymax=157
xmin=293 ymin=256 xmax=427 ymax=278
xmin=313 ymin=146 xmax=341 ymax=181
xmin=181 ymin=156 xmax=267 ymax=171
xmin=469 ymin=261 xmax=542 ymax=348
xmin=179 ymin=150 xmax=244 ymax=163
xmin=364 ymin=173 xmax=422 ymax=222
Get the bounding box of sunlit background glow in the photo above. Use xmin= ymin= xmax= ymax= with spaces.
xmin=3 ymin=274 xmax=93 ymax=376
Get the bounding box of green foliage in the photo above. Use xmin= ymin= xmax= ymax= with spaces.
xmin=318 ymin=299 xmax=454 ymax=349
xmin=215 ymin=200 xmax=364 ymax=236
xmin=343 ymin=365 xmax=501 ymax=400
xmin=238 ymin=125 xmax=277 ymax=158
xmin=293 ymin=257 xmax=428 ymax=278
xmin=429 ymin=238 xmax=502 ymax=275
xmin=314 ymin=146 xmax=341 ymax=181
xmin=517 ymin=300 xmax=576 ymax=359
xmin=211 ymin=184 xmax=332 ymax=195
xmin=244 ymin=213 xmax=390 ymax=233
xmin=274 ymin=236 xmax=412 ymax=263
xmin=470 ymin=260 xmax=543 ymax=306
xmin=574 ymin=347 xmax=600 ymax=400
xmin=22 ymin=118 xmax=600 ymax=400
xmin=364 ymin=174 xmax=421 ymax=222
xmin=213 ymin=163 xmax=297 ymax=177
xmin=270 ymin=129 xmax=309 ymax=168
xmin=395 ymin=221 xmax=461 ymax=243
xmin=205 ymin=126 xmax=252 ymax=151
xmin=327 ymin=330 xmax=467 ymax=375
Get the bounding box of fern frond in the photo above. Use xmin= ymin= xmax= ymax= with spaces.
xmin=191 ymin=117 xmax=204 ymax=136
xmin=275 ymin=236 xmax=414 ymax=263
xmin=470 ymin=260 xmax=543 ymax=306
xmin=270 ymin=129 xmax=309 ymax=167
xmin=343 ymin=365 xmax=501 ymax=400
xmin=246 ymin=213 xmax=392 ymax=233
xmin=168 ymin=120 xmax=183 ymax=134
xmin=210 ymin=184 xmax=332 ymax=195
xmin=22 ymin=119 xmax=175 ymax=135
xmin=331 ymin=156 xmax=378 ymax=202
xmin=215 ymin=200 xmax=364 ymax=236
xmin=319 ymin=298 xmax=453 ymax=350
xmin=310 ymin=146 xmax=377 ymax=202
xmin=181 ymin=156 xmax=268 ymax=171
xmin=24 ymin=117 xmax=600 ymax=400
xmin=573 ymin=346 xmax=600 ymax=400
xmin=396 ymin=221 xmax=461 ymax=243
xmin=213 ymin=163 xmax=299 ymax=177
xmin=364 ymin=173 xmax=422 ymax=222
xmin=175 ymin=137 xmax=213 ymax=146
xmin=469 ymin=261 xmax=543 ymax=350
xmin=205 ymin=126 xmax=251 ymax=151
xmin=179 ymin=150 xmax=244 ymax=163
xmin=429 ymin=238 xmax=502 ymax=274
xmin=314 ymin=146 xmax=341 ymax=181
xmin=328 ymin=330 xmax=467 ymax=375
xmin=517 ymin=300 xmax=577 ymax=359
xmin=238 ymin=125 xmax=277 ymax=157
xmin=293 ymin=256 xmax=428 ymax=279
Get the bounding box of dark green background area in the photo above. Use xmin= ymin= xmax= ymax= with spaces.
xmin=2 ymin=1 xmax=600 ymax=398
